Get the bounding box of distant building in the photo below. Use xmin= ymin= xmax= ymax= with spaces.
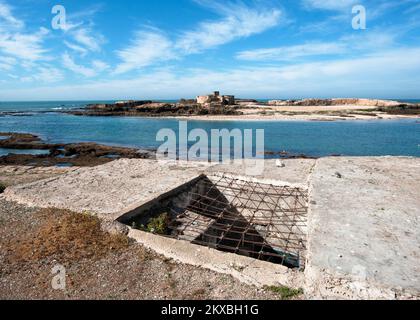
xmin=196 ymin=91 xmax=235 ymax=107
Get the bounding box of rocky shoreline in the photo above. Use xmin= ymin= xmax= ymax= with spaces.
xmin=0 ymin=132 xmax=153 ymax=167
xmin=68 ymin=100 xmax=242 ymax=117
xmin=0 ymin=132 xmax=321 ymax=167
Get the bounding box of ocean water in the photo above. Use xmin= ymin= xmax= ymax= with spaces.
xmin=0 ymin=101 xmax=419 ymax=158
xmin=0 ymin=101 xmax=95 ymax=112
xmin=0 ymin=148 xmax=50 ymax=157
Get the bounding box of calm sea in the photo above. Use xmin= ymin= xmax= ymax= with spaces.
xmin=0 ymin=101 xmax=419 ymax=158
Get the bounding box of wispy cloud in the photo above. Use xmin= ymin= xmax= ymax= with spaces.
xmin=19 ymin=66 xmax=64 ymax=83
xmin=0 ymin=55 xmax=15 ymax=70
xmin=302 ymin=0 xmax=359 ymax=11
xmin=237 ymin=42 xmax=346 ymax=61
xmin=0 ymin=1 xmax=49 ymax=62
xmin=0 ymin=1 xmax=24 ymax=29
xmin=237 ymin=28 xmax=397 ymax=62
xmin=114 ymin=30 xmax=173 ymax=74
xmin=62 ymin=52 xmax=109 ymax=77
xmin=71 ymin=27 xmax=104 ymax=52
xmin=176 ymin=0 xmax=282 ymax=54
xmin=0 ymin=27 xmax=50 ymax=61
xmin=63 ymin=40 xmax=88 ymax=56
xmin=114 ymin=1 xmax=282 ymax=74
xmin=59 ymin=6 xmax=106 ymax=55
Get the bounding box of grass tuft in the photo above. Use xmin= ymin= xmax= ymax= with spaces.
xmin=145 ymin=213 xmax=170 ymax=235
xmin=265 ymin=286 xmax=304 ymax=300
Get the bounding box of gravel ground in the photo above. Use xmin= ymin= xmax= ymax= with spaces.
xmin=0 ymin=198 xmax=290 ymax=300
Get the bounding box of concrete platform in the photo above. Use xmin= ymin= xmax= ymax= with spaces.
xmin=3 ymin=157 xmax=420 ymax=299
xmin=3 ymin=159 xmax=210 ymax=220
xmin=306 ymin=157 xmax=420 ymax=299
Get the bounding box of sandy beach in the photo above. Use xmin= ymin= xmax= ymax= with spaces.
xmin=175 ymin=104 xmax=420 ymax=121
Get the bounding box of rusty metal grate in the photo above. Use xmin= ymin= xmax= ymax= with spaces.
xmin=166 ymin=175 xmax=308 ymax=269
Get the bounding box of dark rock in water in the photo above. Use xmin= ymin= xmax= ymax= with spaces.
xmin=0 ymin=132 xmax=155 ymax=167
xmin=264 ymin=150 xmax=318 ymax=159
xmin=100 ymin=154 xmax=121 ymax=159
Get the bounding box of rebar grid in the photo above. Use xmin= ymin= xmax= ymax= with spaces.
xmin=166 ymin=175 xmax=308 ymax=268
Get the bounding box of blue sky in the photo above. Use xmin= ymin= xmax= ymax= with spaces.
xmin=0 ymin=0 xmax=419 ymax=100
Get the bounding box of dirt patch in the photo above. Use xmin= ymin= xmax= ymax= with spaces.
xmin=0 ymin=199 xmax=296 ymax=300
xmin=3 ymin=209 xmax=130 ymax=265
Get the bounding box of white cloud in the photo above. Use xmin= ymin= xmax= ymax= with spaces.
xmin=0 ymin=2 xmax=49 ymax=63
xmin=64 ymin=40 xmax=88 ymax=55
xmin=71 ymin=27 xmax=104 ymax=52
xmin=114 ymin=30 xmax=173 ymax=74
xmin=92 ymin=60 xmax=109 ymax=72
xmin=176 ymin=1 xmax=282 ymax=54
xmin=340 ymin=31 xmax=396 ymax=50
xmin=62 ymin=52 xmax=108 ymax=77
xmin=114 ymin=1 xmax=282 ymax=74
xmin=0 ymin=55 xmax=15 ymax=70
xmin=18 ymin=66 xmax=64 ymax=83
xmin=59 ymin=6 xmax=106 ymax=54
xmin=32 ymin=67 xmax=64 ymax=83
xmin=5 ymin=47 xmax=420 ymax=100
xmin=0 ymin=1 xmax=24 ymax=29
xmin=237 ymin=42 xmax=346 ymax=61
xmin=62 ymin=53 xmax=96 ymax=77
xmin=302 ymin=0 xmax=359 ymax=11
xmin=237 ymin=29 xmax=397 ymax=62
xmin=0 ymin=27 xmax=49 ymax=61
xmin=67 ymin=4 xmax=104 ymax=22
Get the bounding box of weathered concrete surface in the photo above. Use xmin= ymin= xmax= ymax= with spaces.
xmin=0 ymin=166 xmax=78 ymax=187
xmin=3 ymin=159 xmax=314 ymax=219
xmin=3 ymin=159 xmax=211 ymax=220
xmin=129 ymin=228 xmax=303 ymax=288
xmin=306 ymin=157 xmax=420 ymax=299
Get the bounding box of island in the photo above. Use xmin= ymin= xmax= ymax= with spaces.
xmin=66 ymin=92 xmax=420 ymax=121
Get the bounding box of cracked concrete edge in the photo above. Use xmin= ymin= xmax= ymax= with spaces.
xmin=207 ymin=171 xmax=309 ymax=190
xmin=127 ymin=228 xmax=304 ymax=290
xmin=304 ymin=265 xmax=420 ymax=300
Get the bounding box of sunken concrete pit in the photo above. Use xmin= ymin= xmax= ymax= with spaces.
xmin=117 ymin=174 xmax=308 ymax=269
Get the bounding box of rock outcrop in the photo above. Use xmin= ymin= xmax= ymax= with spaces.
xmin=0 ymin=132 xmax=153 ymax=167
xmin=69 ymin=98 xmax=242 ymax=117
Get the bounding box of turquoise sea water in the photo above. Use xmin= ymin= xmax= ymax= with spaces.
xmin=0 ymin=101 xmax=419 ymax=158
